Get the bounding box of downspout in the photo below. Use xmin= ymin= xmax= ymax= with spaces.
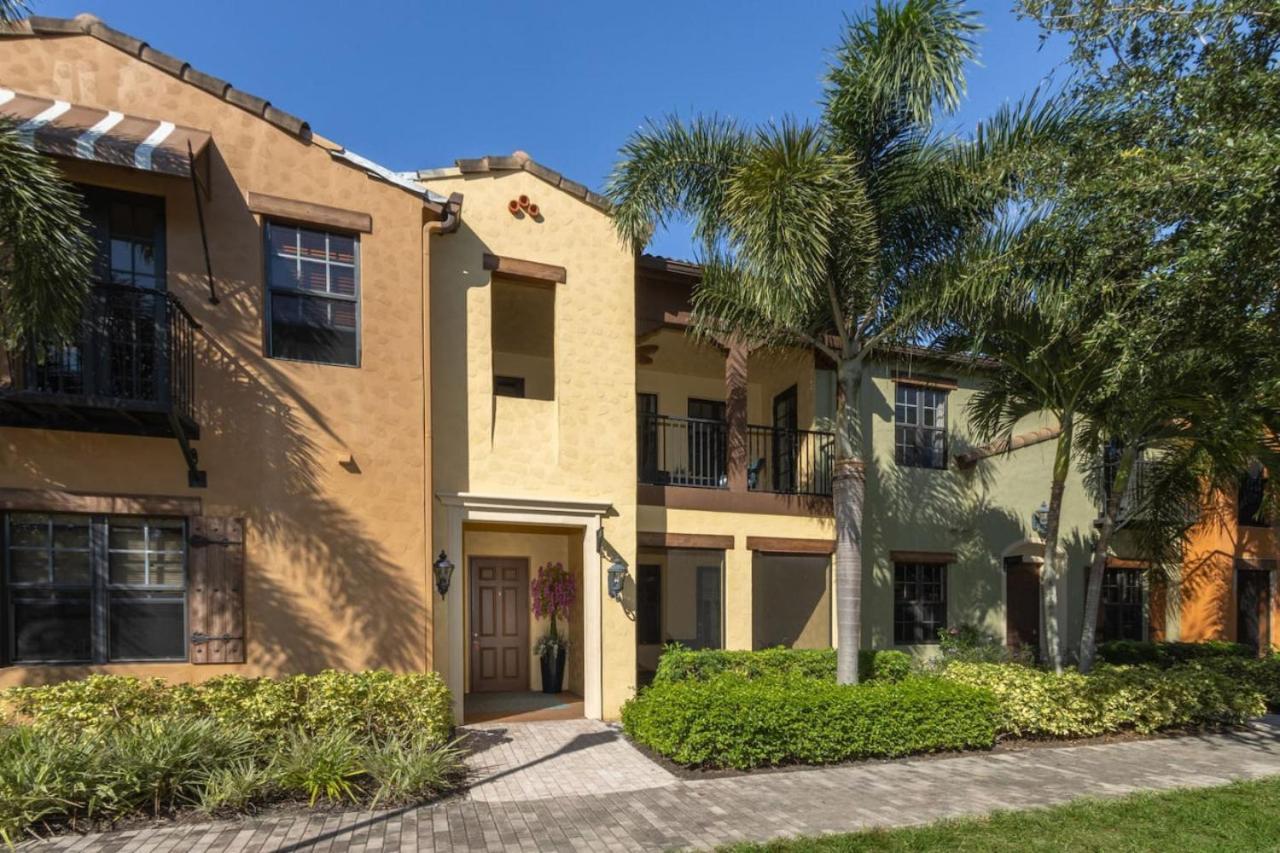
xmin=421 ymin=192 xmax=463 ymax=672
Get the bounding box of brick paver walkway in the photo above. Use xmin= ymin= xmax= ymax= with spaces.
xmin=21 ymin=717 xmax=1280 ymax=851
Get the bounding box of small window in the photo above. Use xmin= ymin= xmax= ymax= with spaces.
xmin=1101 ymin=568 xmax=1144 ymax=642
xmin=894 ymin=561 xmax=947 ymax=644
xmin=895 ymin=384 xmax=948 ymax=469
xmin=265 ymin=221 xmax=360 ymax=366
xmin=1238 ymin=466 xmax=1270 ymax=527
xmin=491 ymin=278 xmax=554 ymax=400
xmin=494 ymin=376 xmax=526 ymax=398
xmin=4 ymin=513 xmax=187 ymax=663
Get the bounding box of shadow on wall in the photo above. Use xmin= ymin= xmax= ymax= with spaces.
xmin=13 ymin=150 xmax=429 ymax=681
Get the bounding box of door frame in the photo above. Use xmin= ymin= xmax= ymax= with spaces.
xmin=1235 ymin=562 xmax=1272 ymax=655
xmin=772 ymin=385 xmax=799 ymax=492
xmin=1003 ymin=556 xmax=1041 ymax=657
xmin=468 ymin=555 xmax=530 ymax=693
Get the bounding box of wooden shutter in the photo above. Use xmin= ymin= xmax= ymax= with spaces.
xmin=188 ymin=517 xmax=246 ymax=664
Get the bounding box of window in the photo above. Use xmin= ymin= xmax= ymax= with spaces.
xmin=1238 ymin=466 xmax=1269 ymax=527
xmin=895 ymin=384 xmax=948 ymax=469
xmin=894 ymin=561 xmax=947 ymax=644
xmin=4 ymin=514 xmax=186 ymax=663
xmin=1101 ymin=568 xmax=1144 ymax=642
xmin=494 ymin=376 xmax=526 ymax=398
xmin=637 ymin=393 xmax=659 ymax=481
xmin=265 ymin=221 xmax=359 ymax=366
xmin=491 ymin=278 xmax=555 ymax=400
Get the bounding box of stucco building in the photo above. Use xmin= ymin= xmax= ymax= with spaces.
xmin=0 ymin=14 xmax=1271 ymax=723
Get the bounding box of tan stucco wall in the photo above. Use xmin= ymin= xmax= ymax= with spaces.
xmin=425 ymin=169 xmax=637 ymax=717
xmin=0 ymin=35 xmax=433 ymax=687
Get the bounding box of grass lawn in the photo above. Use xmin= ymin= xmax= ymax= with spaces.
xmin=722 ymin=776 xmax=1280 ymax=852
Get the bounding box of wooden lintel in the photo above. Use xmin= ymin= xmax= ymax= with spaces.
xmin=746 ymin=536 xmax=835 ymax=554
xmin=637 ymin=531 xmax=734 ymax=551
xmin=483 ymin=253 xmax=567 ymax=284
xmin=0 ymin=487 xmax=203 ymax=517
xmin=890 ymin=370 xmax=958 ymax=391
xmin=890 ymin=550 xmax=956 ymax=564
xmin=247 ymin=191 xmax=373 ymax=234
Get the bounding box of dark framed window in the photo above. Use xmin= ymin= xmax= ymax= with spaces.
xmin=494 ymin=375 xmax=526 ymax=398
xmin=265 ymin=221 xmax=360 ymax=366
xmin=895 ymin=384 xmax=948 ymax=469
xmin=4 ymin=513 xmax=186 ymax=664
xmin=637 ymin=393 xmax=658 ymax=481
xmin=1238 ymin=466 xmax=1270 ymax=528
xmin=636 ymin=564 xmax=661 ymax=645
xmin=894 ymin=561 xmax=947 ymax=644
xmin=1101 ymin=568 xmax=1144 ymax=642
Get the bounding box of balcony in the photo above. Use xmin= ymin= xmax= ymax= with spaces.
xmin=638 ymin=413 xmax=833 ymax=497
xmin=0 ymin=284 xmax=203 ymax=481
xmin=1098 ymin=453 xmax=1198 ymax=527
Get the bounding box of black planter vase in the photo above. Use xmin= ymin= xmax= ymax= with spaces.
xmin=540 ymin=647 xmax=567 ymax=694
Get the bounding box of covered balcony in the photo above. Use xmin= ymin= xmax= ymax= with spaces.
xmin=0 ymin=283 xmax=204 ymax=484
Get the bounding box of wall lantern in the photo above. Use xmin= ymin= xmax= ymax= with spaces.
xmin=607 ymin=562 xmax=627 ymax=601
xmin=1031 ymin=501 xmax=1050 ymax=538
xmin=433 ymin=550 xmax=455 ymax=598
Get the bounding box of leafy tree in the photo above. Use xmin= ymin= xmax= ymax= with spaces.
xmin=609 ymin=0 xmax=1071 ymax=683
xmin=0 ymin=0 xmax=94 ymax=348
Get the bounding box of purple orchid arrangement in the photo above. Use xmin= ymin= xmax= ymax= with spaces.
xmin=531 ymin=561 xmax=576 ymax=655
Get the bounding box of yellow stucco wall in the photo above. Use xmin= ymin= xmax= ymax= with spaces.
xmin=424 ymin=168 xmax=637 ymax=717
xmin=0 ymin=34 xmax=434 ymax=687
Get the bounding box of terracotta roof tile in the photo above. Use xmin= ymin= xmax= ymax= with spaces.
xmin=416 ymin=151 xmax=611 ymax=214
xmin=16 ymin=14 xmax=311 ymax=141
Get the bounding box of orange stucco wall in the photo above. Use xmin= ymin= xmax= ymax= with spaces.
xmin=1179 ymin=489 xmax=1278 ymax=647
xmin=0 ymin=34 xmax=435 ymax=686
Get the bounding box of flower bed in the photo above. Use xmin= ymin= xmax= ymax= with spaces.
xmin=0 ymin=671 xmax=460 ymax=844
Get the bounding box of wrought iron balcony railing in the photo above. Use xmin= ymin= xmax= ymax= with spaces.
xmin=1 ymin=283 xmax=200 ymax=439
xmin=746 ymin=424 xmax=834 ymax=497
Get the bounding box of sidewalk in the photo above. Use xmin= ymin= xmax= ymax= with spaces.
xmin=22 ymin=717 xmax=1280 ymax=851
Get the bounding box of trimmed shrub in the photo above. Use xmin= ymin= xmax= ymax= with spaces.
xmin=652 ymin=645 xmax=912 ymax=685
xmin=941 ymin=661 xmax=1267 ymax=738
xmin=1097 ymin=640 xmax=1253 ymax=667
xmin=4 ymin=670 xmax=454 ymax=746
xmin=0 ymin=670 xmax=463 ymax=843
xmin=622 ymin=674 xmax=998 ymax=769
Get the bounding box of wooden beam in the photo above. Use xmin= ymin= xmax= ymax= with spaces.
xmin=746 ymin=536 xmax=835 ymax=554
xmin=246 ymin=191 xmax=373 ymax=234
xmin=0 ymin=487 xmax=202 ymax=517
xmin=483 ymin=253 xmax=567 ymax=285
xmin=637 ymin=531 xmax=734 ymax=551
xmin=890 ymin=370 xmax=958 ymax=391
xmin=889 ymin=550 xmax=955 ymax=564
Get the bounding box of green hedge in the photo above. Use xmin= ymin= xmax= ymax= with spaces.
xmin=3 ymin=670 xmax=454 ymax=746
xmin=942 ymin=661 xmax=1267 ymax=738
xmin=652 ymin=645 xmax=912 ymax=685
xmin=622 ymin=674 xmax=998 ymax=769
xmin=1097 ymin=640 xmax=1253 ymax=667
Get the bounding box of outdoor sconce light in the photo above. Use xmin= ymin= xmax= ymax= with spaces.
xmin=433 ymin=550 xmax=455 ymax=598
xmin=607 ymin=562 xmax=627 ymax=601
xmin=1031 ymin=501 xmax=1050 ymax=538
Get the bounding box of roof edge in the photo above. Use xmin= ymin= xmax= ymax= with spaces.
xmin=414 ymin=150 xmax=611 ymax=213
xmin=11 ymin=14 xmax=312 ymax=141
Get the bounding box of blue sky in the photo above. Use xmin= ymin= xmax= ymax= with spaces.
xmin=34 ymin=0 xmax=1070 ymax=258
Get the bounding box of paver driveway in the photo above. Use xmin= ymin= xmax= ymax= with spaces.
xmin=21 ymin=717 xmax=1280 ymax=851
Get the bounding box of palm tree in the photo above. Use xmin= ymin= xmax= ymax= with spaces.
xmin=938 ymin=248 xmax=1122 ymax=671
xmin=0 ymin=0 xmax=94 ymax=348
xmin=609 ymin=0 xmax=1071 ymax=683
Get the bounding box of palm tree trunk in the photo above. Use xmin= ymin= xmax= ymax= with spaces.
xmin=1040 ymin=412 xmax=1074 ymax=673
xmin=834 ymin=359 xmax=864 ymax=684
xmin=1078 ymin=443 xmax=1138 ymax=673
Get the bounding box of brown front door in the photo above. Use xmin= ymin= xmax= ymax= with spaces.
xmin=1237 ymin=565 xmax=1271 ymax=656
xmin=470 ymin=557 xmax=529 ymax=692
xmin=1005 ymin=559 xmax=1041 ymax=657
